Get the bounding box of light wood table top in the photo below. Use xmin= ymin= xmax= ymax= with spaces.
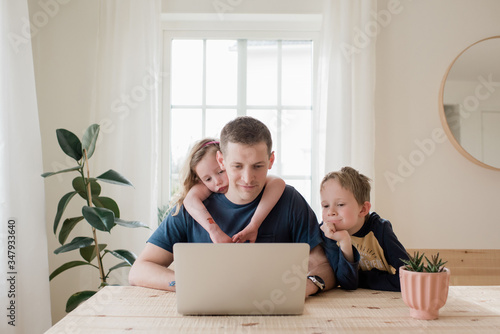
xmin=46 ymin=286 xmax=500 ymax=333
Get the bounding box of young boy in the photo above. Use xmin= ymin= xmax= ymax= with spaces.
xmin=320 ymin=166 xmax=409 ymax=291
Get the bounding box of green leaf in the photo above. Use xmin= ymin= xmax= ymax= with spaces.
xmin=66 ymin=290 xmax=97 ymax=313
xmin=79 ymin=244 xmax=107 ymax=262
xmin=114 ymin=218 xmax=149 ymax=229
xmin=73 ymin=177 xmax=101 ymax=200
xmin=424 ymin=253 xmax=448 ymax=273
xmin=54 ymin=237 xmax=94 ymax=254
xmin=54 ymin=192 xmax=78 ymax=234
xmin=107 ymin=261 xmax=131 ymax=273
xmin=58 ymin=216 xmax=84 ymax=245
xmin=96 ymin=169 xmax=134 ymax=187
xmin=42 ymin=165 xmax=82 ymax=178
xmin=81 ymin=124 xmax=100 ymax=160
xmin=56 ymin=129 xmax=83 ymax=161
xmin=401 ymin=251 xmax=426 ymax=272
xmin=105 ymin=249 xmax=137 ymax=265
xmin=49 ymin=261 xmax=95 ymax=281
xmin=93 ymin=196 xmax=120 ymax=218
xmin=82 ymin=206 xmax=116 ymax=232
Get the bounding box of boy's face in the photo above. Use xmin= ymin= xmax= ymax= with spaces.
xmin=320 ymin=178 xmax=367 ymax=235
xmin=217 ymin=141 xmax=274 ymax=205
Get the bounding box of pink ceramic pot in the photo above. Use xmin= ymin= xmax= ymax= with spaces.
xmin=399 ymin=267 xmax=451 ymax=320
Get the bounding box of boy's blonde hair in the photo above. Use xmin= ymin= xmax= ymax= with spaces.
xmin=321 ymin=166 xmax=371 ymax=205
xmin=170 ymin=138 xmax=220 ymax=216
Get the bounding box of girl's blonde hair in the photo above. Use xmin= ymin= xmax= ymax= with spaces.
xmin=321 ymin=166 xmax=371 ymax=205
xmin=170 ymin=138 xmax=220 ymax=216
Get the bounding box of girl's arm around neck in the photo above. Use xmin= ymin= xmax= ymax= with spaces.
xmin=184 ymin=182 xmax=213 ymax=225
xmin=250 ymin=176 xmax=286 ymax=229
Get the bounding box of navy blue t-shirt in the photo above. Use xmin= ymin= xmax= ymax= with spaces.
xmin=148 ymin=185 xmax=321 ymax=253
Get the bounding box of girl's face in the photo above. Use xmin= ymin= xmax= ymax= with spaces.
xmin=320 ymin=178 xmax=366 ymax=235
xmin=195 ymin=151 xmax=229 ymax=193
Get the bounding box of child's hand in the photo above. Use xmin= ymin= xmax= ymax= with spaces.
xmin=321 ymin=221 xmax=350 ymax=244
xmin=321 ymin=222 xmax=354 ymax=262
xmin=232 ymin=225 xmax=258 ymax=243
xmin=207 ymin=224 xmax=233 ymax=243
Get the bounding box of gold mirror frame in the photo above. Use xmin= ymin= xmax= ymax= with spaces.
xmin=439 ymin=36 xmax=500 ymax=171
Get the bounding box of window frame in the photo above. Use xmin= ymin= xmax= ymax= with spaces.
xmin=160 ymin=13 xmax=322 ymax=211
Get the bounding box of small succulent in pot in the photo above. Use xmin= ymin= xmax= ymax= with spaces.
xmin=401 ymin=251 xmax=448 ymax=273
xmin=400 ymin=251 xmax=450 ymax=320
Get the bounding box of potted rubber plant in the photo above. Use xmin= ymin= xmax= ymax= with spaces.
xmin=399 ymin=251 xmax=451 ymax=320
xmin=42 ymin=124 xmax=148 ymax=312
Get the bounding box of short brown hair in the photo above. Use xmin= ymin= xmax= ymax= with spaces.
xmin=321 ymin=166 xmax=371 ymax=205
xmin=170 ymin=138 xmax=220 ymax=215
xmin=220 ymin=116 xmax=273 ymax=156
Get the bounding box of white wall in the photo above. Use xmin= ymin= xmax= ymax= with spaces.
xmin=375 ymin=0 xmax=500 ymax=249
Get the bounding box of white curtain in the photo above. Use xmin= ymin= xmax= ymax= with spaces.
xmin=0 ymin=1 xmax=52 ymax=333
xmin=317 ymin=0 xmax=376 ymax=181
xmin=89 ymin=0 xmax=161 ymax=281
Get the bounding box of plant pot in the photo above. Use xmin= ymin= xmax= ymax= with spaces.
xmin=399 ymin=267 xmax=451 ymax=320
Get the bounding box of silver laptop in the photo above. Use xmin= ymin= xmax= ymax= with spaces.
xmin=173 ymin=243 xmax=310 ymax=315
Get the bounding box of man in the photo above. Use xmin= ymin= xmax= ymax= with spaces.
xmin=129 ymin=116 xmax=335 ymax=296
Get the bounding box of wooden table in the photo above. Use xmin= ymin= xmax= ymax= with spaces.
xmin=45 ymin=286 xmax=500 ymax=333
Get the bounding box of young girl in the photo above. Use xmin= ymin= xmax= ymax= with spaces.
xmin=170 ymin=138 xmax=285 ymax=243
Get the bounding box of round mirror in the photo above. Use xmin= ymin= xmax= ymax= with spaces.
xmin=439 ymin=36 xmax=500 ymax=171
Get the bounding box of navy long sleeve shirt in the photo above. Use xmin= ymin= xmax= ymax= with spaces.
xmin=321 ymin=212 xmax=409 ymax=291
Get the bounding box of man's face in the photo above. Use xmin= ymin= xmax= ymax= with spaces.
xmin=217 ymin=141 xmax=275 ymax=205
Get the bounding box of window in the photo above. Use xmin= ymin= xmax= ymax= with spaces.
xmin=160 ymin=15 xmax=321 ymax=210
